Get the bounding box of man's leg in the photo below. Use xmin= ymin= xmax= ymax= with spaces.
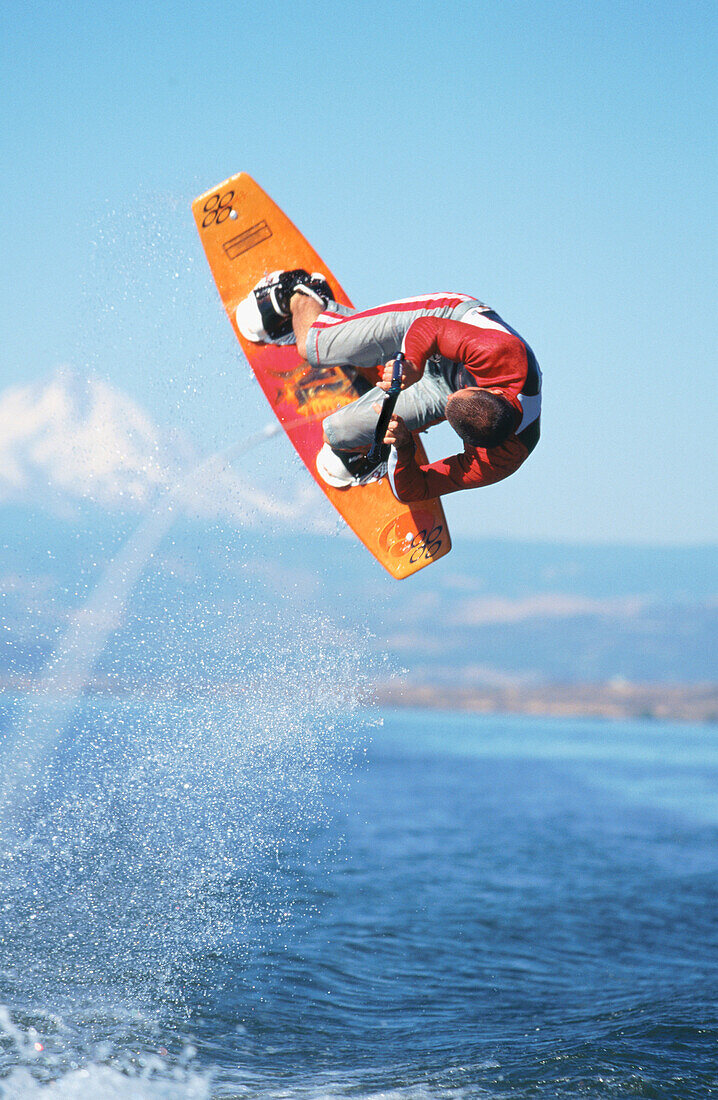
xmin=323 ymin=363 xmax=454 ymax=451
xmin=289 ymin=293 xmax=323 ymax=360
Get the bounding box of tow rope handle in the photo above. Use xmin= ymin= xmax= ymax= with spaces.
xmin=365 ymin=353 xmax=404 ymax=465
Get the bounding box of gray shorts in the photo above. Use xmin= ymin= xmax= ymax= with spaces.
xmin=323 ymin=360 xmax=469 ymax=450
xmin=305 ymin=294 xmax=491 ymax=451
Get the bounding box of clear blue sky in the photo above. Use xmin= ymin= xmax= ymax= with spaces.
xmin=1 ymin=0 xmax=716 ymax=543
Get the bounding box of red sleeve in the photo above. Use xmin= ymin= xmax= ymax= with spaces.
xmin=388 ymin=316 xmax=532 ymax=501
xmin=403 ymin=316 xmax=528 ymax=403
xmin=389 ymin=436 xmax=529 ymax=502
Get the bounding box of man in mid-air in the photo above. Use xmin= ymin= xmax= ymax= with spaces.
xmin=235 ymin=270 xmax=541 ymax=502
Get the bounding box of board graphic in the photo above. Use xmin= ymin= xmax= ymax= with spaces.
xmin=192 ymin=173 xmax=451 ymax=579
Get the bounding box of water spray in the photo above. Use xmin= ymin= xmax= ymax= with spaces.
xmin=0 ymin=422 xmax=281 ymax=819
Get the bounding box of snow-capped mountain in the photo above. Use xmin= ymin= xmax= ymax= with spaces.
xmin=0 ymin=368 xmax=332 ymax=530
xmin=0 ymin=368 xmax=187 ymax=512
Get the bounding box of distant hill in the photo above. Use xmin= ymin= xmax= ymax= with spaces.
xmin=1 ymin=370 xmax=715 ymax=693
xmin=1 ymin=506 xmax=715 ymax=688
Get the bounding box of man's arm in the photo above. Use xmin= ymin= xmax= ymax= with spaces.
xmin=379 ymin=316 xmax=528 ymax=400
xmin=384 ymin=414 xmax=528 ymax=502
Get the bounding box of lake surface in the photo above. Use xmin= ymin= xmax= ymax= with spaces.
xmin=0 ymin=699 xmax=716 ymax=1098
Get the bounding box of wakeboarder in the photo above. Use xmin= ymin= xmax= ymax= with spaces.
xmin=235 ymin=270 xmax=541 ymax=502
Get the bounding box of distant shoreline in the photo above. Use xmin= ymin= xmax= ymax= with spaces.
xmin=374 ymin=680 xmax=718 ymax=726
xmin=2 ymin=674 xmax=716 ymax=726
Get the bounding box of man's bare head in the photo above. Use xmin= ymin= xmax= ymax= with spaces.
xmin=445 ymin=388 xmax=517 ymax=449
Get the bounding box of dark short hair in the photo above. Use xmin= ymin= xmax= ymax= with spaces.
xmin=446 ymin=389 xmax=517 ymax=448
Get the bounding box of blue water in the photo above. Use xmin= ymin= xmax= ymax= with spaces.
xmin=1 ymin=699 xmax=717 ymax=1098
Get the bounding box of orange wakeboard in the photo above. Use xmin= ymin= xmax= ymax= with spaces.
xmin=191 ymin=173 xmax=451 ymax=579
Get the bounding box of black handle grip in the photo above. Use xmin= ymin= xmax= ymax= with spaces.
xmin=387 ymin=353 xmax=404 ymax=397
xmin=366 ymin=353 xmax=405 ymax=464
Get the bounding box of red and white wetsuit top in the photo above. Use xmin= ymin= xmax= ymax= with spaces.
xmin=388 ymin=313 xmax=542 ymax=502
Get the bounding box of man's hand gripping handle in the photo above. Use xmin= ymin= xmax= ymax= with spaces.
xmin=365 ymin=353 xmax=404 ymax=465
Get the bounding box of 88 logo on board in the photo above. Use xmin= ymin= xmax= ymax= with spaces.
xmin=202 ymin=191 xmax=235 ymax=227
